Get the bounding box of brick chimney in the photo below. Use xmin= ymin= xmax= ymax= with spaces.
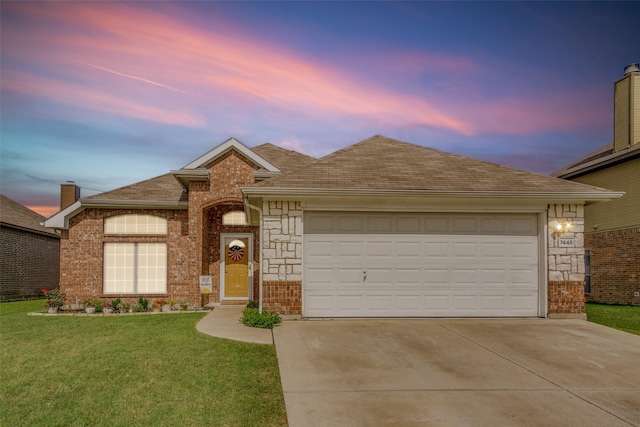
xmin=60 ymin=181 xmax=80 ymax=210
xmin=613 ymin=63 xmax=640 ymax=152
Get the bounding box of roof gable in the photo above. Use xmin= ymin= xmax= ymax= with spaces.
xmin=182 ymin=137 xmax=279 ymax=172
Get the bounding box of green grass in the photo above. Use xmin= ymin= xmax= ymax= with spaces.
xmin=586 ymin=302 xmax=640 ymax=335
xmin=0 ymin=300 xmax=287 ymax=426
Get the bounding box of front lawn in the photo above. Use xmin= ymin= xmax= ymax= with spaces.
xmin=586 ymin=302 xmax=640 ymax=335
xmin=0 ymin=300 xmax=287 ymax=426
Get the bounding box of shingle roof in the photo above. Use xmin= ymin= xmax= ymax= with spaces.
xmin=85 ymin=144 xmax=316 ymax=203
xmin=252 ymin=135 xmax=613 ymax=194
xmin=84 ymin=173 xmax=187 ymax=203
xmin=0 ymin=194 xmax=58 ymax=236
xmin=251 ymin=143 xmax=316 ymax=172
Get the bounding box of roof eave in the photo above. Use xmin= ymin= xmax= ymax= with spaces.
xmin=554 ymin=145 xmax=640 ymax=179
xmin=1 ymin=221 xmax=60 ymax=238
xmin=242 ymin=187 xmax=624 ymax=202
xmin=44 ymin=199 xmax=188 ymax=229
xmin=183 ymin=137 xmax=281 ymax=172
xmin=171 ymin=169 xmax=210 ymax=189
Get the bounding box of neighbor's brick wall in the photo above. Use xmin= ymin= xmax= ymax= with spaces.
xmin=261 ymin=201 xmax=303 ymax=314
xmin=0 ymin=226 xmax=60 ymax=301
xmin=547 ymin=204 xmax=586 ymax=317
xmin=59 ymin=208 xmax=196 ymax=308
xmin=585 ymin=227 xmax=640 ymax=305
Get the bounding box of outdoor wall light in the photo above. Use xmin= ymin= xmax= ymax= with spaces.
xmin=551 ymin=220 xmax=572 ymax=234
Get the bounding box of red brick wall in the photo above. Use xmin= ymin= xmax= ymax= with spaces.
xmin=585 ymin=227 xmax=640 ymax=305
xmin=59 ymin=149 xmax=263 ymax=308
xmin=263 ymin=281 xmax=302 ymax=315
xmin=59 ymin=208 xmax=196 ymax=307
xmin=548 ymin=281 xmax=586 ymax=316
xmin=204 ymin=203 xmax=259 ymax=302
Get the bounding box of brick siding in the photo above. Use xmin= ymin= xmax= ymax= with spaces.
xmin=585 ymin=227 xmax=640 ymax=305
xmin=59 ymin=150 xmax=262 ymax=308
xmin=0 ymin=226 xmax=60 ymax=301
xmin=547 ymin=281 xmax=586 ymax=318
xmin=263 ymin=280 xmax=302 ymax=315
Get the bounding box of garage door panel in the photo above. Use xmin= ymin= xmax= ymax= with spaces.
xmin=336 ymin=241 xmax=364 ymax=258
xmin=303 ymin=212 xmax=540 ymax=317
xmin=367 ymin=241 xmax=393 ymax=257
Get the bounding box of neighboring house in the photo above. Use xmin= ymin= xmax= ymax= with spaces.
xmin=0 ymin=194 xmax=60 ymax=301
xmin=554 ymin=63 xmax=640 ymax=306
xmin=45 ymin=136 xmax=622 ymax=318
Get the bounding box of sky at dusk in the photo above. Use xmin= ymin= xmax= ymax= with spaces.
xmin=1 ymin=1 xmax=638 ymax=217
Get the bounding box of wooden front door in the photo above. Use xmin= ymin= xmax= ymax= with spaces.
xmin=223 ymin=237 xmax=250 ymax=299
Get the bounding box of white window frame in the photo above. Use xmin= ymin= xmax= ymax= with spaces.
xmin=105 ymin=214 xmax=167 ymax=235
xmin=222 ymin=211 xmax=248 ymax=226
xmin=104 ymin=242 xmax=167 ymax=294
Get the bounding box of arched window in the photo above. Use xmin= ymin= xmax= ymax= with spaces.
xmin=105 ymin=214 xmax=167 ymax=234
xmin=222 ymin=211 xmax=248 ymax=226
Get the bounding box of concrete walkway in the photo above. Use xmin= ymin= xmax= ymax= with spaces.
xmin=195 ymin=305 xmax=273 ymax=345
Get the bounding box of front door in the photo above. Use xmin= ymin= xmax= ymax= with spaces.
xmin=222 ymin=235 xmax=250 ymax=300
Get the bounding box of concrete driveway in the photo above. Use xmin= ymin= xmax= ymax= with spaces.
xmin=273 ymin=319 xmax=640 ymax=427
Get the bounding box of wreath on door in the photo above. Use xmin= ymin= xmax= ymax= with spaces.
xmin=228 ymin=245 xmax=244 ymax=261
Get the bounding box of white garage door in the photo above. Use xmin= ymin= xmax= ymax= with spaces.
xmin=303 ymin=212 xmax=540 ymax=317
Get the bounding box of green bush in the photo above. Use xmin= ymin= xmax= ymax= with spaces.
xmin=246 ymin=300 xmax=259 ymax=309
xmin=241 ymin=308 xmax=281 ymax=329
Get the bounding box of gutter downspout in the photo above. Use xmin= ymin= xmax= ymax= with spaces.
xmin=243 ymin=198 xmax=264 ymax=314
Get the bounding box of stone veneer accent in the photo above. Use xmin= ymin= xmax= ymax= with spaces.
xmin=547 ymin=204 xmax=586 ymax=318
xmin=261 ymin=201 xmax=303 ymax=314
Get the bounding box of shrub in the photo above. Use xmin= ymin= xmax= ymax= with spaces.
xmin=241 ymin=308 xmax=281 ymax=329
xmin=246 ymin=300 xmax=259 ymax=309
xmin=138 ymin=297 xmax=149 ymax=311
xmin=42 ymin=288 xmax=66 ymax=309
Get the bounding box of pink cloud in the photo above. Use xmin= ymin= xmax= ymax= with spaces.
xmin=2 ymin=2 xmax=607 ymax=138
xmin=276 ymin=140 xmax=308 ymax=155
xmin=3 ymin=2 xmax=473 ymax=134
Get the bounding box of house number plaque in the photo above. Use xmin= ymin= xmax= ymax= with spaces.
xmin=558 ymin=238 xmax=574 ymax=247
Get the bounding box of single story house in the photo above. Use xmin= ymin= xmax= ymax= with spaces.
xmin=553 ymin=64 xmax=639 ymax=305
xmin=45 ymin=135 xmax=622 ymax=318
xmin=1 ymin=194 xmax=60 ymax=301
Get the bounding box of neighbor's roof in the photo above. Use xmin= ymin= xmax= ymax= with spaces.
xmin=0 ymin=194 xmax=58 ymax=237
xmin=249 ymin=135 xmax=617 ymax=195
xmin=552 ymin=142 xmax=640 ymax=179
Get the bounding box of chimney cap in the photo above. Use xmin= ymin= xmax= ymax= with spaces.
xmin=623 ymin=63 xmax=639 ymax=75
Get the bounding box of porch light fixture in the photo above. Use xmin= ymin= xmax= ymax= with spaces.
xmin=551 ymin=220 xmax=572 ymax=234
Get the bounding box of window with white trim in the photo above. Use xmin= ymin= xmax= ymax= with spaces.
xmin=104 ymin=243 xmax=167 ymax=294
xmin=222 ymin=211 xmax=248 ymax=226
xmin=105 ymin=214 xmax=167 ymax=234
